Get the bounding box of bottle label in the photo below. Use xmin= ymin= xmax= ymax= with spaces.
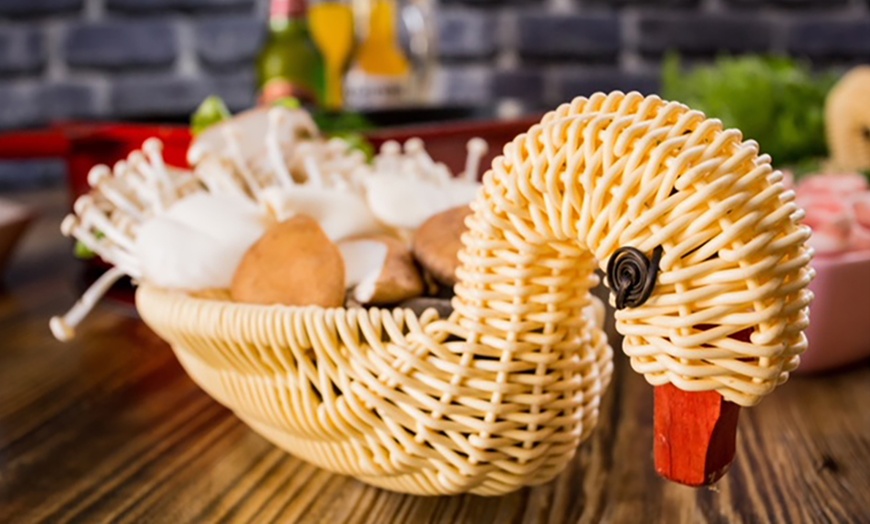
xmin=260 ymin=78 xmax=317 ymax=107
xmin=344 ymin=68 xmax=410 ymax=110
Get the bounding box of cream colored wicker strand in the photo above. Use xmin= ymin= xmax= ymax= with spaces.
xmin=136 ymin=91 xmax=813 ymax=496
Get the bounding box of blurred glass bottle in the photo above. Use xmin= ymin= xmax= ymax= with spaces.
xmin=401 ymin=0 xmax=438 ymax=106
xmin=309 ymin=0 xmax=356 ymax=111
xmin=257 ymin=0 xmax=326 ymax=106
xmin=345 ymin=0 xmax=412 ymax=110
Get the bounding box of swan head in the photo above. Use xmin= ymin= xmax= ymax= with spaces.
xmin=601 ymin=153 xmax=814 ymax=408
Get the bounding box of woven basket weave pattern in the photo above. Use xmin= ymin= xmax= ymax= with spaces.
xmin=138 ymin=286 xmax=612 ymax=495
xmin=137 ymin=91 xmax=813 ymax=495
xmin=454 ymin=92 xmax=812 ymax=406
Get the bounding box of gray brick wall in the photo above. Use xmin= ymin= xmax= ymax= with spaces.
xmin=0 ymin=0 xmax=868 ymax=132
xmin=64 ymin=20 xmax=179 ymax=69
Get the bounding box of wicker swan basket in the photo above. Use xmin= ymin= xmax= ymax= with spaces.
xmin=135 ymin=92 xmax=814 ymax=496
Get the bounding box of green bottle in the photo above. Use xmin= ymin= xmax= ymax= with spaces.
xmin=257 ymin=0 xmax=326 ymax=107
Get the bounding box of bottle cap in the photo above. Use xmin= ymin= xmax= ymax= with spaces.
xmin=271 ymin=0 xmax=307 ymax=19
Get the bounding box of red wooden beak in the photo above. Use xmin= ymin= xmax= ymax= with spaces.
xmin=654 ymin=384 xmax=740 ymax=486
xmin=654 ymin=327 xmax=751 ymax=486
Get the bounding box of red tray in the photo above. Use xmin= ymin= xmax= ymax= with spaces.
xmin=0 ymin=117 xmax=540 ymax=303
xmin=367 ymin=117 xmax=539 ymax=176
xmin=0 ymin=117 xmax=539 ymax=201
xmin=0 ymin=123 xmax=192 ymax=205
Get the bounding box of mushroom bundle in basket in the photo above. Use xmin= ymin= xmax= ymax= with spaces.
xmin=52 ymin=92 xmax=814 ymax=496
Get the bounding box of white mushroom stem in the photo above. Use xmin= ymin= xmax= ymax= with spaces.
xmin=290 ymin=142 xmax=314 ymax=173
xmin=128 ymin=151 xmax=162 ymax=209
xmin=195 ymin=158 xmax=249 ymax=200
xmin=325 ymin=173 xmax=351 ymax=191
xmin=463 ymin=138 xmax=488 ymax=183
xmin=142 ymin=138 xmax=172 ymax=188
xmin=128 ymin=150 xmax=168 ymax=212
xmin=431 ymin=163 xmax=454 ymax=185
xmin=328 ymin=156 xmax=370 ymax=188
xmin=68 ymin=219 xmax=141 ymax=276
xmin=87 ymin=164 xmax=111 ymax=187
xmin=142 ymin=138 xmax=175 ymax=205
xmin=266 ymin=108 xmax=296 ymax=192
xmin=74 ymin=196 xmax=136 ymax=253
xmin=404 ymin=137 xmax=425 ymax=156
xmin=327 ymin=137 xmax=351 ymax=154
xmin=341 ymin=148 xmax=367 ymax=167
xmin=304 ymin=157 xmax=324 ymax=188
xmin=112 ymin=214 xmax=140 ymax=241
xmin=88 ymin=165 xmax=145 ymax=221
xmin=404 ymin=138 xmax=447 ymax=185
xmin=261 ymin=191 xmax=286 ymax=221
xmin=60 ymin=215 xmax=138 ymax=274
xmin=378 ymin=141 xmax=402 ymax=174
xmin=60 ymin=214 xmax=76 ymax=237
xmin=194 ymin=166 xmax=221 ymax=195
xmin=50 ymin=266 xmax=127 ymax=342
xmin=221 ymin=124 xmax=262 ymax=200
xmin=349 ymin=166 xmax=375 ymax=194
xmin=117 ymin=157 xmax=164 ymax=213
xmin=102 ymin=184 xmax=144 ymax=222
xmin=405 ymin=139 xmax=455 ymax=186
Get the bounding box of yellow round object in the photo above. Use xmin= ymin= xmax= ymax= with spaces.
xmin=826 ymin=65 xmax=870 ymax=172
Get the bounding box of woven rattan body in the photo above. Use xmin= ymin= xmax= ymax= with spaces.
xmin=137 ymin=91 xmax=813 ymax=495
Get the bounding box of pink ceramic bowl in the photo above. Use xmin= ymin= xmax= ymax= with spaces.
xmin=800 ymin=250 xmax=870 ymax=373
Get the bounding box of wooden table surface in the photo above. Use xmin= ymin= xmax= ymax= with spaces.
xmin=2 ymin=188 xmax=870 ymax=523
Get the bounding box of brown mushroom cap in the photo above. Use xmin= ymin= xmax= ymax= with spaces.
xmin=231 ymin=215 xmax=345 ymax=307
xmin=412 ymin=205 xmax=472 ymax=287
xmin=352 ymin=235 xmax=424 ymax=305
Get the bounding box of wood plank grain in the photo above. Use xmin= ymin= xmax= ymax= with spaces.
xmin=1 ymin=188 xmax=869 ymax=523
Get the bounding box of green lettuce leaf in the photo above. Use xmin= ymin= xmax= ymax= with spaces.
xmin=662 ymin=54 xmax=837 ymax=167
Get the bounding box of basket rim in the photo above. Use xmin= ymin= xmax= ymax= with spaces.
xmin=135 ymin=284 xmax=447 ymax=319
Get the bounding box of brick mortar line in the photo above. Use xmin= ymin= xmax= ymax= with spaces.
xmin=550 ymin=0 xmax=576 ymax=13
xmin=619 ymin=7 xmax=642 ymax=74
xmin=43 ymin=18 xmax=67 ymax=82
xmin=497 ymin=8 xmax=518 ymax=68
xmin=254 ymin=0 xmax=269 ymax=18
xmin=84 ymin=0 xmax=105 ymax=21
xmin=706 ymin=0 xmax=726 ymax=13
xmin=175 ymin=15 xmax=199 ymax=78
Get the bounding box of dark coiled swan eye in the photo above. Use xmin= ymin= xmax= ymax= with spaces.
xmin=606 ymin=245 xmax=663 ymax=309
